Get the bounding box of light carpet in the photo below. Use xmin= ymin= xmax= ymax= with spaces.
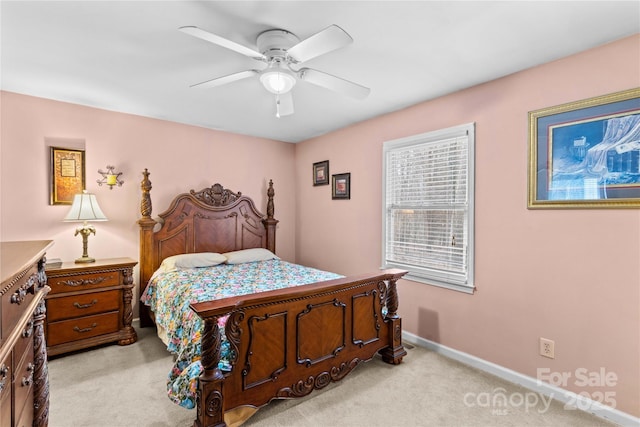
xmin=48 ymin=322 xmax=615 ymax=427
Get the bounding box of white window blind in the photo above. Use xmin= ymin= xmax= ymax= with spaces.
xmin=382 ymin=123 xmax=475 ymax=292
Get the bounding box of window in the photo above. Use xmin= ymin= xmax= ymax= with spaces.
xmin=382 ymin=123 xmax=475 ymax=293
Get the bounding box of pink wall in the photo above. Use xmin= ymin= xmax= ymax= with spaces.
xmin=0 ymin=92 xmax=296 ymax=316
xmin=295 ymin=35 xmax=640 ymax=416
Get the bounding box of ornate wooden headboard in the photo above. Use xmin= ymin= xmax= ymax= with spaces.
xmin=137 ymin=169 xmax=278 ymax=326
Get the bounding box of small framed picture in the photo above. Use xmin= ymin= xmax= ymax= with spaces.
xmin=313 ymin=160 xmax=329 ymax=186
xmin=332 ymin=173 xmax=350 ymax=200
xmin=50 ymin=146 xmax=86 ymax=205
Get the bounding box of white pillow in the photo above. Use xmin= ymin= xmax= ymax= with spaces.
xmin=223 ymin=248 xmax=279 ymax=264
xmin=160 ymin=252 xmax=227 ymax=271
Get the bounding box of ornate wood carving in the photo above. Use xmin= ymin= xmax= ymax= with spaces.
xmin=33 ymin=294 xmax=49 ymax=426
xmin=1 ymin=265 xmax=33 ymax=296
xmin=385 ymin=273 xmax=402 ymax=319
xmin=225 ymin=311 xmax=244 ymax=368
xmin=379 ymin=272 xmax=407 ymax=364
xmin=263 ymin=180 xmax=278 ymax=254
xmin=276 ymin=358 xmax=363 ymax=398
xmin=266 ymin=179 xmax=275 ymax=219
xmin=140 ymin=168 xmax=153 ymax=219
xmin=195 ymin=317 xmax=225 ymax=427
xmin=55 ymin=276 xmax=107 ymax=288
xmin=191 ymin=183 xmax=241 ymax=207
xmin=118 ymin=267 xmax=138 ymax=345
xmin=138 ymin=169 xmax=157 ymax=328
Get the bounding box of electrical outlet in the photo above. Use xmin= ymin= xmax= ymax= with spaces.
xmin=539 ymin=337 xmax=555 ymax=359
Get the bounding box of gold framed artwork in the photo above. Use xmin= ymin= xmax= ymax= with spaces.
xmin=528 ymin=88 xmax=640 ymax=208
xmin=50 ymin=146 xmax=86 ymax=205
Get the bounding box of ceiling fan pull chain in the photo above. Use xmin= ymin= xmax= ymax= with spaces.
xmin=275 ymin=94 xmax=281 ymax=118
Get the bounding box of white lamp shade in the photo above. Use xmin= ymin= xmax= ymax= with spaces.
xmin=63 ymin=192 xmax=108 ymax=222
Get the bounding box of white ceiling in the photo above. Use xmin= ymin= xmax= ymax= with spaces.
xmin=1 ymin=1 xmax=639 ymax=143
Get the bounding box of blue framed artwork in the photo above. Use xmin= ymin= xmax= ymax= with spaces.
xmin=528 ymin=88 xmax=640 ymax=208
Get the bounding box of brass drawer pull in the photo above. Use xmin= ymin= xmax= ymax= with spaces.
xmin=73 ymin=323 xmax=98 ymax=333
xmin=74 ymin=299 xmax=98 ymax=309
xmin=10 ymin=287 xmax=27 ymax=305
xmin=22 ymin=319 xmax=34 ymax=338
xmin=21 ymin=363 xmax=34 ymax=387
xmin=0 ymin=365 xmax=7 ymax=393
xmin=58 ymin=276 xmax=107 ymax=287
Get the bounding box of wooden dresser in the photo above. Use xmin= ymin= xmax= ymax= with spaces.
xmin=45 ymin=258 xmax=137 ymax=356
xmin=0 ymin=240 xmax=53 ymax=427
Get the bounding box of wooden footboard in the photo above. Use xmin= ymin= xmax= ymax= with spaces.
xmin=191 ymin=269 xmax=407 ymax=427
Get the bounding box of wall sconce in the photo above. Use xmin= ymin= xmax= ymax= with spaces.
xmin=97 ymin=165 xmax=124 ymax=189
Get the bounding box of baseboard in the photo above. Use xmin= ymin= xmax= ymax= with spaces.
xmin=402 ymin=331 xmax=639 ymax=427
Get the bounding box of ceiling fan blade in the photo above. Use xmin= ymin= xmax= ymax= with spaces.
xmin=190 ymin=70 xmax=258 ymax=89
xmin=179 ymin=26 xmax=266 ymax=61
xmin=287 ymin=25 xmax=353 ymax=63
xmin=299 ymin=68 xmax=370 ymax=100
xmin=276 ymin=92 xmax=294 ymax=117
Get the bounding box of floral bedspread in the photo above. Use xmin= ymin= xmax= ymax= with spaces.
xmin=140 ymin=259 xmax=343 ymax=409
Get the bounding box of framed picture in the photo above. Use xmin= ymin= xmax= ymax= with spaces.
xmin=313 ymin=160 xmax=329 ymax=186
xmin=50 ymin=146 xmax=86 ymax=205
xmin=528 ymin=88 xmax=640 ymax=208
xmin=332 ymin=172 xmax=351 ymax=200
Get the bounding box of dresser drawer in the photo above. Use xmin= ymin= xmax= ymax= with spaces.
xmin=13 ymin=339 xmax=34 ymax=423
xmin=1 ymin=264 xmax=37 ymax=339
xmin=0 ymin=392 xmax=9 ymax=427
xmin=0 ymin=352 xmax=11 ymax=426
xmin=47 ymin=311 xmax=119 ymax=347
xmin=14 ymin=319 xmax=34 ymax=367
xmin=15 ymin=389 xmax=34 ymax=427
xmin=47 ymin=290 xmax=120 ymax=322
xmin=47 ymin=270 xmax=120 ymax=295
xmin=0 ymin=380 xmax=10 ymax=427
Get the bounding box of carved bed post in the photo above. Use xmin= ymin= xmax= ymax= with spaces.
xmin=194 ymin=316 xmax=226 ymax=427
xmin=379 ymin=270 xmax=407 ymax=365
xmin=138 ymin=169 xmax=157 ymax=327
xmin=118 ymin=267 xmax=138 ymax=344
xmin=262 ymin=179 xmax=279 ymax=254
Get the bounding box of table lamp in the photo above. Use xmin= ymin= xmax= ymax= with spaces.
xmin=63 ymin=191 xmax=108 ymax=263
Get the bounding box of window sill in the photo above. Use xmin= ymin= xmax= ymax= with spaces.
xmin=403 ymin=273 xmax=475 ymax=294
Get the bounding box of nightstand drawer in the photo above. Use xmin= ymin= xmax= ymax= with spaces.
xmin=47 ymin=312 xmax=119 ymax=347
xmin=47 ymin=290 xmax=120 ymax=322
xmin=47 ymin=270 xmax=120 ymax=294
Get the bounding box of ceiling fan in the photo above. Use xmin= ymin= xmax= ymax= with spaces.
xmin=179 ymin=24 xmax=370 ymax=117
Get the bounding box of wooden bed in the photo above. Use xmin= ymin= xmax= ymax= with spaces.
xmin=137 ymin=169 xmax=407 ymax=427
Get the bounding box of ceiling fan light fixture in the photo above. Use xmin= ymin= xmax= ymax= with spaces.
xmin=260 ymin=67 xmax=296 ymax=94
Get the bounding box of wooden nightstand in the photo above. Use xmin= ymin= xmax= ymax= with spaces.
xmin=44 ymin=258 xmax=137 ymax=357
